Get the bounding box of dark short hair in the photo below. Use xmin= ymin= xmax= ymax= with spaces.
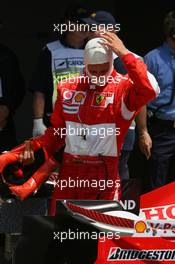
xmin=163 ymin=10 xmax=175 ymax=39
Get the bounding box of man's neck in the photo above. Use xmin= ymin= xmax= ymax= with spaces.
xmin=166 ymin=38 xmax=175 ymax=51
xmin=64 ymin=35 xmax=84 ymax=49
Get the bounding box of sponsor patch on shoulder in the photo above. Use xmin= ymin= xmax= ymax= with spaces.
xmin=72 ymin=91 xmax=86 ymax=105
xmin=62 ymin=89 xmax=86 ymax=105
xmin=62 ymin=89 xmax=74 ymax=104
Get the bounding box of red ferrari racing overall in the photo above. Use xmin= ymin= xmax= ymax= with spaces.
xmin=34 ymin=53 xmax=159 ymax=215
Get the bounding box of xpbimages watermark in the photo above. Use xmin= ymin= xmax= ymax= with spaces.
xmin=52 ymin=177 xmax=120 ymax=191
xmin=53 ymin=126 xmax=121 ymax=139
xmin=54 ymin=72 xmax=128 ymax=86
xmin=53 ymin=229 xmax=120 ymax=243
xmin=53 ymin=21 xmax=120 ymax=34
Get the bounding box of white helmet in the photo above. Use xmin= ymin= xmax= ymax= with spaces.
xmin=84 ymin=37 xmax=113 ymax=86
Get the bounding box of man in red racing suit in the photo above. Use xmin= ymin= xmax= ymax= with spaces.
xmin=20 ymin=32 xmax=160 ymax=215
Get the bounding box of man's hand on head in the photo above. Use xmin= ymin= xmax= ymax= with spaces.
xmin=99 ymin=31 xmax=129 ymax=58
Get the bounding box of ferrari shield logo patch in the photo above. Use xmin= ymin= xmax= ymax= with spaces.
xmin=96 ymin=94 xmax=105 ymax=105
xmin=92 ymin=92 xmax=114 ymax=107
